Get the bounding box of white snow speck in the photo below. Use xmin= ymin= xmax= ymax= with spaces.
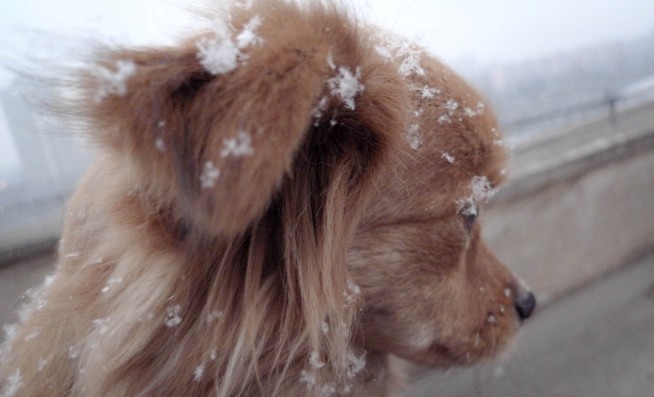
xmin=197 ymin=16 xmax=262 ymax=75
xmin=200 ymin=161 xmax=221 ymax=189
xmin=421 ymin=85 xmax=441 ymax=99
xmin=193 ymin=364 xmax=205 ymax=381
xmin=326 ymin=52 xmax=336 ymax=70
xmin=463 ymin=101 xmax=486 ymax=118
xmin=438 ymin=114 xmax=451 ymax=125
xmin=327 ymin=66 xmax=364 ymax=110
xmin=165 ymin=305 xmax=182 ymax=328
xmin=318 ymin=383 xmax=336 ymax=397
xmin=397 ymin=45 xmax=425 ymax=77
xmin=207 ymin=310 xmax=224 ymax=323
xmin=441 ymin=151 xmax=455 ymax=164
xmin=344 ymin=279 xmax=361 ymax=306
xmin=101 ymin=277 xmax=123 ymax=294
xmin=312 ymin=96 xmax=329 ymax=125
xmin=469 ymin=175 xmax=497 ymax=203
xmin=210 ymin=349 xmax=217 ymax=361
xmin=235 ymin=15 xmax=263 ymax=49
xmin=345 ymin=350 xmax=366 ymax=379
xmin=299 ymin=370 xmax=316 ymax=386
xmin=92 ymin=59 xmax=136 ymax=103
xmin=487 ymin=313 xmax=497 ymax=324
xmin=406 ymin=123 xmax=422 ymax=150
xmin=2 ymin=324 xmax=17 ymax=343
xmin=197 ymin=35 xmax=239 ymax=75
xmin=504 ymin=288 xmax=512 ymax=298
xmin=2 ymin=369 xmax=22 ymax=397
xmin=221 ymin=131 xmax=254 ymax=157
xmin=443 ymin=98 xmax=459 ymax=114
xmin=321 ymin=321 xmax=329 ymax=335
xmin=155 ymin=137 xmax=166 ymax=152
xmin=457 ymin=176 xmax=497 ymax=216
xmin=309 ymin=351 xmax=325 ymax=369
xmin=68 ymin=345 xmax=79 ymax=359
xmin=37 ymin=358 xmax=48 ymax=372
xmin=93 ymin=318 xmax=110 ymax=335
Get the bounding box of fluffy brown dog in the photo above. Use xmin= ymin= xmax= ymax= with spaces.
xmin=0 ymin=1 xmax=535 ymax=396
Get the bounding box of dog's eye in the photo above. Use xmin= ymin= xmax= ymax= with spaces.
xmin=460 ymin=206 xmax=478 ymax=232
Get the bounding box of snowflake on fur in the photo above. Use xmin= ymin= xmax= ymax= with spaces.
xmin=200 ymin=161 xmax=221 ymax=189
xmin=2 ymin=369 xmax=22 ymax=397
xmin=328 ymin=66 xmax=364 ymax=110
xmin=197 ymin=16 xmax=262 ymax=75
xmin=406 ymin=123 xmax=423 ymax=150
xmin=165 ymin=305 xmax=183 ymax=328
xmin=92 ymin=59 xmax=136 ymax=102
xmin=221 ymin=131 xmax=254 ymax=157
xmin=457 ymin=176 xmax=497 ymax=216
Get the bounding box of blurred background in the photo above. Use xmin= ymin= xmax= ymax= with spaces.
xmin=1 ymin=1 xmax=653 ymax=396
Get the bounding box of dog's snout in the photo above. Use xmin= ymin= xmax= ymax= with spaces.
xmin=514 ymin=289 xmax=536 ymax=321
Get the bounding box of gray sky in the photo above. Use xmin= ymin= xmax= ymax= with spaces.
xmin=1 ymin=0 xmax=653 ymax=66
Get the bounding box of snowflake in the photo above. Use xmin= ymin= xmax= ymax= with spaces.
xmin=438 ymin=114 xmax=451 ymax=125
xmin=101 ymin=277 xmax=123 ymax=294
xmin=236 ymin=15 xmax=263 ymax=49
xmin=197 ymin=16 xmax=262 ymax=75
xmin=68 ymin=345 xmax=79 ymax=359
xmin=421 ymin=85 xmax=441 ymax=99
xmin=221 ymin=131 xmax=254 ymax=157
xmin=321 ymin=321 xmax=329 ymax=335
xmin=37 ymin=358 xmax=48 ymax=372
xmin=197 ymin=35 xmax=239 ymax=75
xmin=318 ymin=383 xmax=336 ymax=397
xmin=406 ymin=123 xmax=422 ymax=150
xmin=463 ymin=101 xmax=486 ymax=118
xmin=309 ymin=351 xmax=325 ymax=369
xmin=193 ymin=364 xmax=205 ymax=382
xmin=327 ymin=66 xmax=364 ymax=110
xmin=311 ymin=96 xmax=329 ymax=125
xmin=207 ymin=310 xmax=224 ymax=323
xmin=92 ymin=59 xmax=136 ymax=103
xmin=397 ymin=45 xmax=425 ymax=77
xmin=165 ymin=305 xmax=183 ymax=328
xmin=155 ymin=137 xmax=166 ymax=152
xmin=457 ymin=176 xmax=497 ymax=216
xmin=343 ymin=279 xmax=361 ymax=306
xmin=2 ymin=369 xmax=22 ymax=397
xmin=93 ymin=318 xmax=110 ymax=335
xmin=443 ymin=98 xmax=459 ymax=114
xmin=441 ymin=151 xmax=455 ymax=164
xmin=299 ymin=370 xmax=316 ymax=386
xmin=345 ymin=351 xmax=366 ymax=379
xmin=200 ymin=161 xmax=221 ymax=189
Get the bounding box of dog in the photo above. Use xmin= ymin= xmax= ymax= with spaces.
xmin=0 ymin=1 xmax=536 ymax=396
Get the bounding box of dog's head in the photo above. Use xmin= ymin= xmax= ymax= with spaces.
xmin=75 ymin=0 xmax=534 ymax=388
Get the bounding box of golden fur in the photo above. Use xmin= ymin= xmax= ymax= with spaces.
xmin=0 ymin=1 xmax=535 ymax=396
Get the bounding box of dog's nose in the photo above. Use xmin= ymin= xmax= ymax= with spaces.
xmin=514 ymin=288 xmax=537 ymax=321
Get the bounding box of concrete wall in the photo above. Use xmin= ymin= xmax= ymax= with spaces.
xmin=484 ymin=122 xmax=654 ymax=302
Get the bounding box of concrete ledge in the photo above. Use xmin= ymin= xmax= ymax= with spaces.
xmin=485 ymin=104 xmax=654 ymax=302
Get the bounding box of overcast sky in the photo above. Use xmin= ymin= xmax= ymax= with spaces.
xmin=1 ymin=0 xmax=653 ymax=69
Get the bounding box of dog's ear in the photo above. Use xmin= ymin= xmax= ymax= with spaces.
xmin=81 ymin=2 xmax=410 ymax=237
